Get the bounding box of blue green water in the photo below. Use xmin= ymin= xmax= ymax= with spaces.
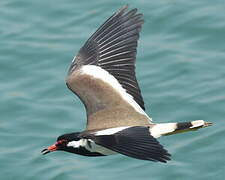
xmin=1 ymin=1 xmax=225 ymax=179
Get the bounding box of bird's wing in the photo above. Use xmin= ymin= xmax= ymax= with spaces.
xmin=85 ymin=126 xmax=171 ymax=163
xmin=66 ymin=6 xmax=152 ymax=130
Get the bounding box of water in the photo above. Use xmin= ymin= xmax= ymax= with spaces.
xmin=1 ymin=0 xmax=225 ymax=179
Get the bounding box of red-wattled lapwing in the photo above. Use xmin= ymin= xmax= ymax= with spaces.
xmin=42 ymin=5 xmax=212 ymax=163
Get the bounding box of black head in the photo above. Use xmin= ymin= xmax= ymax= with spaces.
xmin=41 ymin=132 xmax=81 ymax=155
xmin=57 ymin=132 xmax=81 ymax=142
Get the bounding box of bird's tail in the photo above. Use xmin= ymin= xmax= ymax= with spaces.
xmin=150 ymin=120 xmax=212 ymax=138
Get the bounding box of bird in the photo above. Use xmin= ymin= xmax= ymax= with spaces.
xmin=41 ymin=5 xmax=212 ymax=163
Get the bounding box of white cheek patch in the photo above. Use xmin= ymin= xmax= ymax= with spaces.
xmin=67 ymin=139 xmax=87 ymax=148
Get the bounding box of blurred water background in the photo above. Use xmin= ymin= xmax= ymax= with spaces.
xmin=1 ymin=0 xmax=225 ymax=179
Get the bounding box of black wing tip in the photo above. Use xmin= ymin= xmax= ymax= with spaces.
xmin=139 ymin=148 xmax=171 ymax=163
xmin=118 ymin=5 xmax=129 ymax=12
xmin=112 ymin=145 xmax=171 ymax=163
xmin=157 ymin=153 xmax=171 ymax=163
xmin=116 ymin=5 xmax=143 ymax=20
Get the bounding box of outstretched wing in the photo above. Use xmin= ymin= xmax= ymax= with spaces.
xmin=89 ymin=126 xmax=171 ymax=163
xmin=66 ymin=6 xmax=152 ymax=130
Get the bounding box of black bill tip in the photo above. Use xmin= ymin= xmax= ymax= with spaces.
xmin=41 ymin=148 xmax=51 ymax=155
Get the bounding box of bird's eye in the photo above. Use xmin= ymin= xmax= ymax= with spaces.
xmin=56 ymin=139 xmax=67 ymax=146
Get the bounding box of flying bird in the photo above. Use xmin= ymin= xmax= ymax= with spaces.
xmin=42 ymin=5 xmax=212 ymax=163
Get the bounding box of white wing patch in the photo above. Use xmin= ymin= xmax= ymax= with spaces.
xmin=81 ymin=65 xmax=151 ymax=119
xmin=95 ymin=127 xmax=129 ymax=136
xmin=95 ymin=126 xmax=129 ymax=136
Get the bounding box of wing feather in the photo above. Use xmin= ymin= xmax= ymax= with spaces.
xmin=67 ymin=5 xmax=145 ymax=110
xmin=87 ymin=127 xmax=171 ymax=162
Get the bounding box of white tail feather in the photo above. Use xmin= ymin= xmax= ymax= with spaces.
xmin=150 ymin=120 xmax=212 ymax=138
